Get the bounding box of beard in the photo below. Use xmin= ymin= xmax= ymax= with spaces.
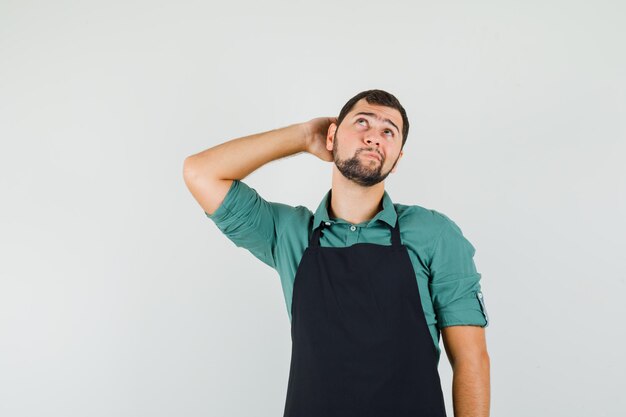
xmin=332 ymin=133 xmax=399 ymax=187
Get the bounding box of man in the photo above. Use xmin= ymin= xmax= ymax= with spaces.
xmin=183 ymin=89 xmax=490 ymax=417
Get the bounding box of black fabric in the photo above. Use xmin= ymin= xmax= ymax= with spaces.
xmin=283 ymin=213 xmax=447 ymax=417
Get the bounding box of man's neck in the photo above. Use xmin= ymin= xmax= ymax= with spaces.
xmin=328 ymin=167 xmax=385 ymax=225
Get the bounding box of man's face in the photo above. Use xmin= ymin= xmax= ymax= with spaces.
xmin=327 ymin=98 xmax=404 ymax=187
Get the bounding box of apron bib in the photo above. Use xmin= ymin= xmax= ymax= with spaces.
xmin=283 ymin=215 xmax=447 ymax=417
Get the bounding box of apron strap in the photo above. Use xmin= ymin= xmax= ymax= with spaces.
xmin=309 ymin=221 xmax=325 ymax=248
xmin=390 ymin=218 xmax=402 ymax=247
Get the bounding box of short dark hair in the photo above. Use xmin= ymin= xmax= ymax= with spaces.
xmin=337 ymin=89 xmax=410 ymax=148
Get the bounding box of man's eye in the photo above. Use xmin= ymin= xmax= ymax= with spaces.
xmin=356 ymin=119 xmax=393 ymax=137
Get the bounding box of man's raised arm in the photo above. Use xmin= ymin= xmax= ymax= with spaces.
xmin=182 ymin=118 xmax=335 ymax=215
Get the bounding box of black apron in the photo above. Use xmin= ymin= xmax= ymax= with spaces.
xmin=283 ymin=215 xmax=447 ymax=417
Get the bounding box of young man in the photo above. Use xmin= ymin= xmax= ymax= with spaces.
xmin=183 ymin=89 xmax=490 ymax=417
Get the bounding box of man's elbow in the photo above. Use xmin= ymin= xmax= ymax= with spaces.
xmin=450 ymin=350 xmax=490 ymax=371
xmin=183 ymin=156 xmax=198 ymax=179
xmin=183 ymin=155 xmax=213 ymax=184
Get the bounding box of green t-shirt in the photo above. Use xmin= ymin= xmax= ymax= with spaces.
xmin=205 ymin=180 xmax=489 ymax=361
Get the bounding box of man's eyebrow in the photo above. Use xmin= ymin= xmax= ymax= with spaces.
xmin=353 ymin=112 xmax=400 ymax=134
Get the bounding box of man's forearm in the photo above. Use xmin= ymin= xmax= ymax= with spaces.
xmin=184 ymin=122 xmax=310 ymax=181
xmin=451 ymin=354 xmax=491 ymax=417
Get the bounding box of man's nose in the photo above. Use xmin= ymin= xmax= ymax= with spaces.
xmin=364 ymin=134 xmax=380 ymax=147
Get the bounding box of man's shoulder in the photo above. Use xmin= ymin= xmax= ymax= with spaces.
xmin=394 ymin=203 xmax=456 ymax=241
xmin=267 ymin=201 xmax=315 ymax=242
xmin=272 ymin=201 xmax=314 ymax=222
xmin=394 ymin=203 xmax=454 ymax=250
xmin=395 ymin=202 xmax=450 ymax=224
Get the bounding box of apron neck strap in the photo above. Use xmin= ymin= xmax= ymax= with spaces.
xmin=309 ymin=222 xmax=325 ymax=248
xmin=390 ymin=218 xmax=401 ymax=247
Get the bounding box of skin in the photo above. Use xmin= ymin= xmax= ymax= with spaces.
xmin=443 ymin=326 xmax=491 ymax=417
xmin=183 ymin=98 xmax=490 ymax=416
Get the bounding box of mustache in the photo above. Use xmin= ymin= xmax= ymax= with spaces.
xmin=358 ymin=148 xmax=383 ymax=160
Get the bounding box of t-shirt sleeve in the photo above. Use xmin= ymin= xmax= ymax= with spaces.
xmin=428 ymin=212 xmax=490 ymax=329
xmin=204 ymin=180 xmax=282 ymax=269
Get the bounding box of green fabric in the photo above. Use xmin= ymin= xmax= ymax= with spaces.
xmin=205 ymin=180 xmax=489 ymax=362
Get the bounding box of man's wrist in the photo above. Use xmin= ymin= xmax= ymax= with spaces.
xmin=297 ymin=121 xmax=312 ymax=153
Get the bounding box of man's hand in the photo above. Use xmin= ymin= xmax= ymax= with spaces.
xmin=304 ymin=117 xmax=337 ymax=162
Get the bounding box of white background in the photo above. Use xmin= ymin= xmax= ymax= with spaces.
xmin=1 ymin=1 xmax=625 ymax=416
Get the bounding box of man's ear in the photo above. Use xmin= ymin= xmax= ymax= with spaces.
xmin=326 ymin=123 xmax=337 ymax=152
xmin=390 ymin=150 xmax=404 ymax=174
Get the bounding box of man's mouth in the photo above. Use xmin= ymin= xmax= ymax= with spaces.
xmin=361 ymin=151 xmax=381 ymax=161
